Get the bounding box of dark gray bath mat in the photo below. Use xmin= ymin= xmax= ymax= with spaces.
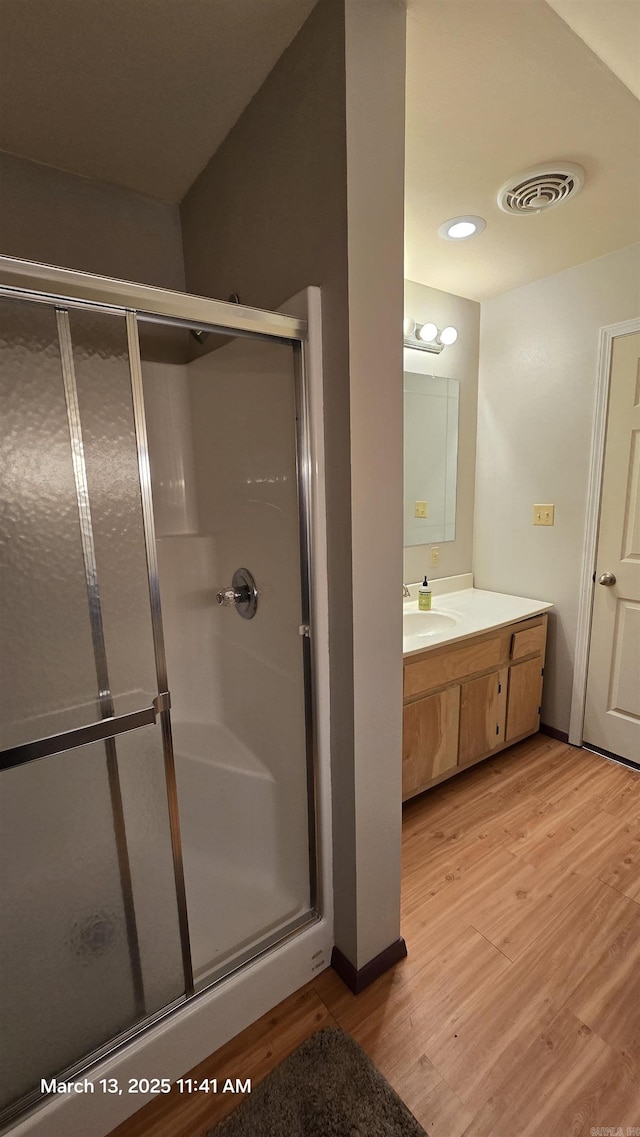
xmin=208 ymin=1027 xmax=427 ymax=1137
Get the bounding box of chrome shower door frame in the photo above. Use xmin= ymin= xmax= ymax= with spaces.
xmin=0 ymin=255 xmax=319 ymax=1128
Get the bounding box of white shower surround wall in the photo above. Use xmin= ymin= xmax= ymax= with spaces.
xmin=11 ymin=287 xmax=332 ymax=1137
xmin=173 ymin=721 xmax=307 ymax=980
xmin=143 ymin=330 xmax=313 ymax=983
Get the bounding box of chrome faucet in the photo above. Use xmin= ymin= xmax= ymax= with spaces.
xmin=402 ymin=583 xmax=411 ymax=597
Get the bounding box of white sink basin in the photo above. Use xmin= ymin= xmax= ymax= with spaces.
xmin=402 ymin=610 xmax=458 ymax=637
xmin=402 ymin=583 xmax=553 ymax=656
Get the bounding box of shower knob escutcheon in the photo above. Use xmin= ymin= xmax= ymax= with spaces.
xmin=216 ymin=567 xmax=258 ymax=619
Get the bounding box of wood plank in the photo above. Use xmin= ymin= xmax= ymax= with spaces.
xmin=325 ymin=923 xmax=511 ymax=1046
xmin=469 ymin=859 xmax=589 ymax=961
xmin=597 ymin=821 xmax=640 ymax=900
xmin=403 ymin=1075 xmax=474 ymax=1137
xmin=565 ymin=899 xmax=640 ymax=1055
xmin=108 ymin=738 xmax=640 ymax=1137
xmin=414 ymin=879 xmax=639 ymax=1113
xmin=499 ymin=745 xmax=614 ymax=810
xmin=404 ymin=842 xmax=589 ymax=965
xmin=598 ymin=764 xmax=640 ymax=823
xmin=514 ymin=877 xmax=640 ymax=1011
xmin=504 ymin=797 xmax=640 ymax=878
xmin=463 ymin=1008 xmax=616 ymax=1137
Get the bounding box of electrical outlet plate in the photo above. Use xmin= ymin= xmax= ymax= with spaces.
xmin=415 ymin=501 xmax=428 ymax=519
xmin=533 ymin=504 xmax=555 ymax=526
xmin=430 ymin=546 xmax=440 ymax=565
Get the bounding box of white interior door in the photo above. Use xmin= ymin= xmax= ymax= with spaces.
xmin=583 ymin=331 xmax=640 ymax=763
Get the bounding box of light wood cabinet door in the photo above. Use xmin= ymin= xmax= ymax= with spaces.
xmin=402 ymin=686 xmax=460 ymax=799
xmin=459 ymin=667 xmax=508 ymax=766
xmin=506 ymin=657 xmax=543 ymax=741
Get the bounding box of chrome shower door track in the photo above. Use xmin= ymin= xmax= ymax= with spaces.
xmin=0 ymin=255 xmax=307 ymax=342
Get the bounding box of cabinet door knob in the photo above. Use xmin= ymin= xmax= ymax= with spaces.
xmin=598 ymin=572 xmax=616 ymax=587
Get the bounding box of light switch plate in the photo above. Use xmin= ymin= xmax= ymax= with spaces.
xmin=533 ymin=504 xmax=555 ymax=526
xmin=415 ymin=501 xmax=428 ymax=519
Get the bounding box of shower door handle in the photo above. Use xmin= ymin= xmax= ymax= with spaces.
xmin=216 ymin=567 xmax=258 ymax=619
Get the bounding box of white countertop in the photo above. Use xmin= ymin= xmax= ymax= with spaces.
xmin=403 ymin=585 xmax=553 ymax=658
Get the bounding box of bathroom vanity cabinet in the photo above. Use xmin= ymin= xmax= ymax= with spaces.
xmin=402 ymin=613 xmax=547 ymax=800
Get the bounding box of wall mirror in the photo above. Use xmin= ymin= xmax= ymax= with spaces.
xmin=404 ymin=370 xmax=459 ymax=546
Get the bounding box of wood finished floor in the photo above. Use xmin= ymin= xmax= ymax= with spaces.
xmin=110 ymin=735 xmax=640 ymax=1137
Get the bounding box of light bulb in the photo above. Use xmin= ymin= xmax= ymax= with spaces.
xmin=438 ymin=215 xmax=486 ymax=241
xmin=448 ymin=221 xmax=476 ymax=239
xmin=403 ymin=316 xmax=416 ymax=336
xmin=439 ymin=326 xmax=458 ymax=346
xmin=417 ymin=322 xmax=438 ymax=343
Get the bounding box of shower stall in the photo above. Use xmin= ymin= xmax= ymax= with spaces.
xmin=0 ymin=258 xmax=327 ymax=1132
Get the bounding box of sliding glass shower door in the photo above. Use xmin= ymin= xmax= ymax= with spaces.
xmin=0 ymin=297 xmax=188 ymax=1123
xmin=140 ymin=321 xmax=315 ymax=988
xmin=0 ymin=270 xmax=317 ymax=1129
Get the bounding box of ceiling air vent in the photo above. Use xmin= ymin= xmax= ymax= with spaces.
xmin=497 ymin=163 xmax=585 ymax=215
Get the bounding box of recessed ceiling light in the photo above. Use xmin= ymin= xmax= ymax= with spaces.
xmin=438 ymin=215 xmax=486 ymax=241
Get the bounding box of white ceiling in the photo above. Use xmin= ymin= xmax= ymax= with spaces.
xmin=1 ymin=0 xmax=638 ymax=301
xmin=405 ymin=0 xmax=640 ymax=300
xmin=0 ymin=0 xmax=318 ymax=202
xmin=545 ymin=0 xmax=640 ymax=101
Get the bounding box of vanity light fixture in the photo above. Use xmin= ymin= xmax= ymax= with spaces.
xmin=416 ymin=322 xmax=438 ymax=343
xmin=438 ymin=215 xmax=486 ymax=241
xmin=404 ymin=319 xmax=459 ymax=354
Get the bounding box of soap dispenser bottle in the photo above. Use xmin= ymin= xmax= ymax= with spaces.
xmin=418 ymin=575 xmax=432 ymax=611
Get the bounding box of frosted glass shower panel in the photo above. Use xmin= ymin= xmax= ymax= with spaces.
xmin=0 ymin=298 xmax=99 ymax=749
xmin=69 ymin=309 xmax=157 ymax=709
xmin=0 ymin=722 xmax=185 ymax=1116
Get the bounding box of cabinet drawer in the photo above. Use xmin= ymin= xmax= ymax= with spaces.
xmin=404 ymin=630 xmax=511 ymax=699
xmin=402 ymin=686 xmax=460 ymax=799
xmin=511 ymin=621 xmax=546 ymax=661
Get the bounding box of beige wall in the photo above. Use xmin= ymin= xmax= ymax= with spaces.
xmin=181 ymin=0 xmax=406 ymax=970
xmin=346 ymin=0 xmax=406 ymax=968
xmin=0 ymin=150 xmax=185 ymax=289
xmin=181 ymin=0 xmax=356 ymax=965
xmin=0 ymin=0 xmax=406 ymax=973
xmin=475 ymin=243 xmax=640 ymax=733
xmin=403 ymin=279 xmax=480 ymax=584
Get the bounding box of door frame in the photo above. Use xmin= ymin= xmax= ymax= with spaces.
xmin=569 ymin=317 xmax=640 ymax=746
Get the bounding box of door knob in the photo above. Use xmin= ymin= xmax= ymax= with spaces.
xmin=216 ymin=567 xmax=258 ymax=619
xmin=598 ymin=572 xmax=616 ymax=586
